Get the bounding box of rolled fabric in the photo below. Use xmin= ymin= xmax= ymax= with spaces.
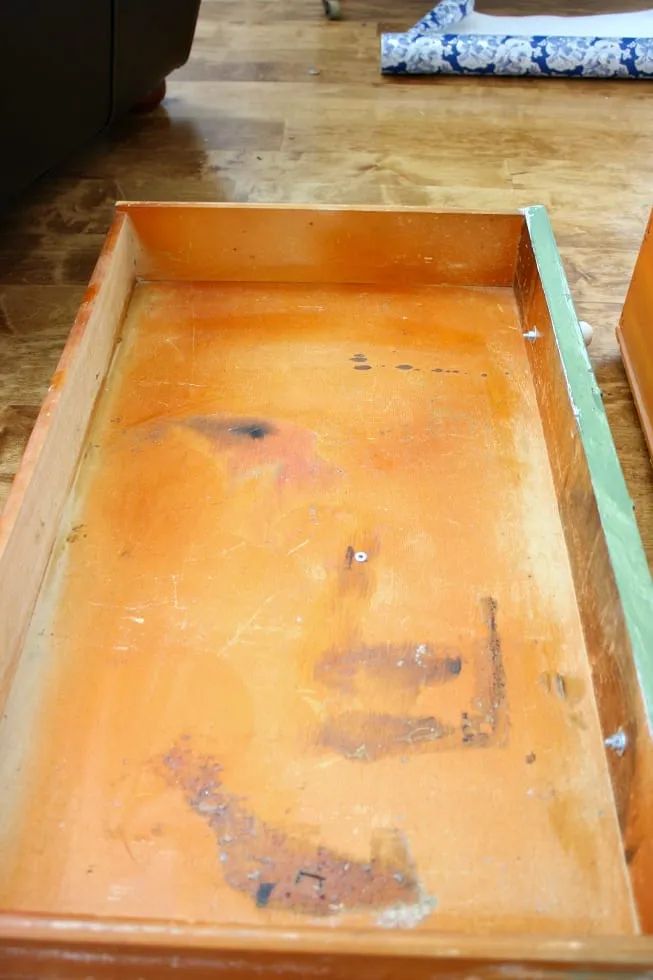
xmin=410 ymin=0 xmax=474 ymax=35
xmin=381 ymin=1 xmax=653 ymax=77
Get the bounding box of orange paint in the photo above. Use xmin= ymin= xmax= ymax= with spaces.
xmin=0 ymin=278 xmax=635 ymax=937
xmin=118 ymin=203 xmax=524 ymax=288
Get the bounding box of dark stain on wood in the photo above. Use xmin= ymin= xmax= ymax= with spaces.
xmin=460 ymin=597 xmax=507 ymax=747
xmin=316 ymin=642 xmax=462 ymax=696
xmin=318 ymin=597 xmax=507 ymax=761
xmin=321 ymin=711 xmax=453 ymax=761
xmin=185 ymin=416 xmax=276 ymax=443
xmin=228 ymin=422 xmax=273 ymax=440
xmin=255 ymin=881 xmax=276 ymax=907
xmin=539 ymin=671 xmax=585 ymax=705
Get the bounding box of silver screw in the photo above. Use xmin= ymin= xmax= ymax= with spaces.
xmin=354 ymin=551 xmax=368 ymax=563
xmin=604 ymin=730 xmax=628 ymax=756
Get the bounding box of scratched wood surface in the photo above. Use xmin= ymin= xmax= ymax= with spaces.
xmin=0 ymin=274 xmax=637 ymax=934
xmin=0 ymin=0 xmax=652 ymax=570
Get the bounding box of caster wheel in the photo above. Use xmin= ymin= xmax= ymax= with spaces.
xmin=323 ymin=0 xmax=341 ymax=20
xmin=131 ymin=78 xmax=167 ymax=113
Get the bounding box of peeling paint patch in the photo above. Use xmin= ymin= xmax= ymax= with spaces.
xmin=376 ymin=890 xmax=437 ymax=929
xmin=161 ymin=740 xmax=422 ymax=916
xmin=459 ymin=596 xmax=508 ymax=747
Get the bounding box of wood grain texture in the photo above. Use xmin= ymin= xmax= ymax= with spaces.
xmin=0 ymin=214 xmax=136 ymax=714
xmin=0 ymin=0 xmax=652 ymax=564
xmin=119 ymin=201 xmax=524 ymax=285
xmin=2 ymin=918 xmax=653 ymax=980
xmin=619 ymin=211 xmax=653 ymax=458
xmin=516 ymin=224 xmax=653 ymax=931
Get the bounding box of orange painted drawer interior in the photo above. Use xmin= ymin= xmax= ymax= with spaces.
xmin=0 ymin=205 xmax=652 ymax=977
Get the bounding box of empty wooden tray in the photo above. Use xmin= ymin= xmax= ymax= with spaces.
xmin=1 ymin=204 xmax=652 ymax=977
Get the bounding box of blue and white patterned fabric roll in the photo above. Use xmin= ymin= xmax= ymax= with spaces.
xmin=381 ymin=1 xmax=653 ymax=77
xmin=410 ymin=0 xmax=474 ymax=36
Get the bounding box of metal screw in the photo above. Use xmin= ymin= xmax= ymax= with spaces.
xmin=354 ymin=551 xmax=368 ymax=563
xmin=604 ymin=730 xmax=628 ymax=756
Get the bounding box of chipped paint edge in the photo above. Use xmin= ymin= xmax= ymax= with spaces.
xmin=524 ymin=205 xmax=653 ymax=732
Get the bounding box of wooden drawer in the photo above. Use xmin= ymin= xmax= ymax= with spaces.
xmin=0 ymin=204 xmax=652 ymax=977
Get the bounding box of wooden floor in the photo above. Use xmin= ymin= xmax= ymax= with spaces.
xmin=0 ymin=0 xmax=652 ymax=566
